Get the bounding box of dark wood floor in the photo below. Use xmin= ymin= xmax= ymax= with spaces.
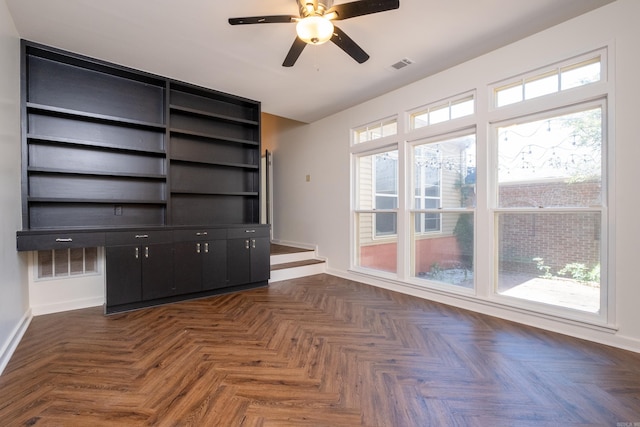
xmin=2 ymin=274 xmax=640 ymax=426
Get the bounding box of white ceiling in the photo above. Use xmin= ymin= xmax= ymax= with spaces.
xmin=6 ymin=0 xmax=615 ymax=123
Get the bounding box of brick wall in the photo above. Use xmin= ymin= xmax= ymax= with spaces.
xmin=498 ymin=180 xmax=601 ymax=274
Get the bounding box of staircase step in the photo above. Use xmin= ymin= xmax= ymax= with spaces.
xmin=270 ymin=244 xmax=316 ymax=265
xmin=269 ymin=243 xmax=326 ymax=282
xmin=271 ymin=258 xmax=325 ymax=271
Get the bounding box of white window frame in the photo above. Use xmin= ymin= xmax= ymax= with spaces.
xmin=408 ymin=92 xmax=475 ymax=131
xmin=488 ymin=98 xmax=611 ymax=325
xmin=349 ymin=45 xmax=614 ymax=331
xmin=490 ymin=49 xmax=606 ymax=110
xmin=352 ymin=116 xmax=398 ymax=145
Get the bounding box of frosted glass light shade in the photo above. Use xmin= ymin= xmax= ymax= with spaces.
xmin=296 ymin=16 xmax=334 ymax=45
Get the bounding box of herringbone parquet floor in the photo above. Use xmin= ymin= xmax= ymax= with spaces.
xmin=1 ymin=274 xmax=640 ymax=426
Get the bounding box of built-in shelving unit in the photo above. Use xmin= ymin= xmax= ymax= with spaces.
xmin=17 ymin=41 xmax=268 ymax=314
xmin=168 ymin=83 xmax=261 ymax=226
xmin=20 ymin=41 xmax=262 ymax=231
xmin=23 ymin=43 xmax=168 ymax=229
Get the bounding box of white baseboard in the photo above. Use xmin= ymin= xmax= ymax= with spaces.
xmin=0 ymin=309 xmax=33 ymax=376
xmin=31 ymin=297 xmax=104 ymax=316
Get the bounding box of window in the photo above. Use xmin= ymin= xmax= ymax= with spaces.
xmin=493 ymin=104 xmax=604 ymax=313
xmin=494 ymin=53 xmax=603 ymax=107
xmin=350 ymin=47 xmax=610 ymax=326
xmin=411 ymin=133 xmax=476 ymax=289
xmin=354 ymin=148 xmax=398 ymax=274
xmin=414 ymin=145 xmax=441 ymax=233
xmin=353 ymin=117 xmax=398 ymax=144
xmin=37 ymin=247 xmax=99 ymax=279
xmin=410 ymin=94 xmax=475 ymax=130
xmin=374 ymin=151 xmax=398 ymax=236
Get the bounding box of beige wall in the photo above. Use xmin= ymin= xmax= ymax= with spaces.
xmin=261 ymin=112 xmax=305 ymax=155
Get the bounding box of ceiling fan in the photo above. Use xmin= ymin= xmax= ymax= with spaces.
xmin=228 ymin=0 xmax=400 ymax=67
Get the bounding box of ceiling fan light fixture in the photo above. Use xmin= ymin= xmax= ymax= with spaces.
xmin=296 ymin=16 xmax=334 ymax=45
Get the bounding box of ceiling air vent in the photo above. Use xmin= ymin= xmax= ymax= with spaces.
xmin=391 ymin=58 xmax=413 ymax=70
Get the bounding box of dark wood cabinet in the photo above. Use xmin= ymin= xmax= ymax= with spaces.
xmin=173 ymin=228 xmax=228 ymax=294
xmin=227 ymin=227 xmax=271 ymax=286
xmin=105 ymin=245 xmax=142 ymax=306
xmin=105 ymin=231 xmax=174 ymax=309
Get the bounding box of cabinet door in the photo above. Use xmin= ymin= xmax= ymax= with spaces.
xmin=173 ymin=241 xmax=204 ymax=295
xmin=141 ymin=243 xmax=175 ymax=301
xmin=105 ymin=245 xmax=142 ymax=306
xmin=202 ymin=239 xmax=228 ymax=291
xmin=250 ymin=237 xmax=271 ymax=282
xmin=227 ymin=238 xmax=251 ymax=286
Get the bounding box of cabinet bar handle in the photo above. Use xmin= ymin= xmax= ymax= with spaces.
xmin=245 ymin=229 xmax=256 ymax=233
xmin=204 ymin=243 xmax=209 ymax=253
xmin=135 ymin=247 xmax=139 ymax=259
xmin=196 ymin=243 xmax=201 ymax=254
xmin=252 ymin=239 xmax=256 ymax=249
xmin=145 ymin=246 xmax=149 ymax=258
xmin=245 ymin=239 xmax=250 ymax=249
xmin=135 ymin=234 xmax=149 ymax=239
xmin=55 ymin=238 xmax=73 ymax=242
xmin=196 ymin=232 xmax=208 ymax=236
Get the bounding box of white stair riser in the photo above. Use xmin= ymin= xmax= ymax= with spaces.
xmin=270 ymin=251 xmax=316 ymax=265
xmin=269 ymin=262 xmax=326 ymax=283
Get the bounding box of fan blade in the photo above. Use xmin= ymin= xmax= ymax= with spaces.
xmin=326 ymin=0 xmax=399 ymax=21
xmin=282 ymin=37 xmax=307 ymax=67
xmin=228 ymin=15 xmax=297 ymax=25
xmin=331 ymin=26 xmax=369 ymax=64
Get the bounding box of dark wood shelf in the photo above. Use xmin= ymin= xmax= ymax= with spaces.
xmin=28 ymin=197 xmax=167 ymax=204
xmin=27 ymin=134 xmax=166 ymax=155
xmin=169 ymin=157 xmax=258 ymax=170
xmin=169 ymin=104 xmax=259 ymax=126
xmin=27 ymin=167 xmax=166 ymax=180
xmin=170 ymin=127 xmax=258 ymax=146
xmin=27 ymin=102 xmax=166 ymax=130
xmin=170 ymin=191 xmax=259 ymax=197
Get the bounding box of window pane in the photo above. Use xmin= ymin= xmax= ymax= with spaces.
xmin=429 ymin=105 xmax=449 ymax=124
xmin=354 ymin=119 xmax=397 ymax=144
xmin=496 ymin=83 xmax=523 ymax=107
xmin=496 ymin=212 xmax=600 ymax=313
xmin=369 ymin=126 xmax=382 ymax=140
xmin=382 ymin=120 xmax=397 ymax=137
xmin=451 ymin=97 xmax=474 ymax=119
xmin=414 ymin=134 xmax=476 ymax=210
xmin=524 ymin=72 xmax=558 ymax=100
xmin=412 ymin=111 xmax=429 ymax=129
xmin=375 ymin=152 xmax=398 ymax=196
xmin=561 ymin=59 xmax=601 ymax=90
xmin=356 ymin=212 xmax=397 ymax=273
xmin=413 ymin=212 xmax=474 ymax=288
xmin=356 ymin=130 xmax=368 ymax=144
xmin=497 ymin=108 xmax=602 ymax=208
